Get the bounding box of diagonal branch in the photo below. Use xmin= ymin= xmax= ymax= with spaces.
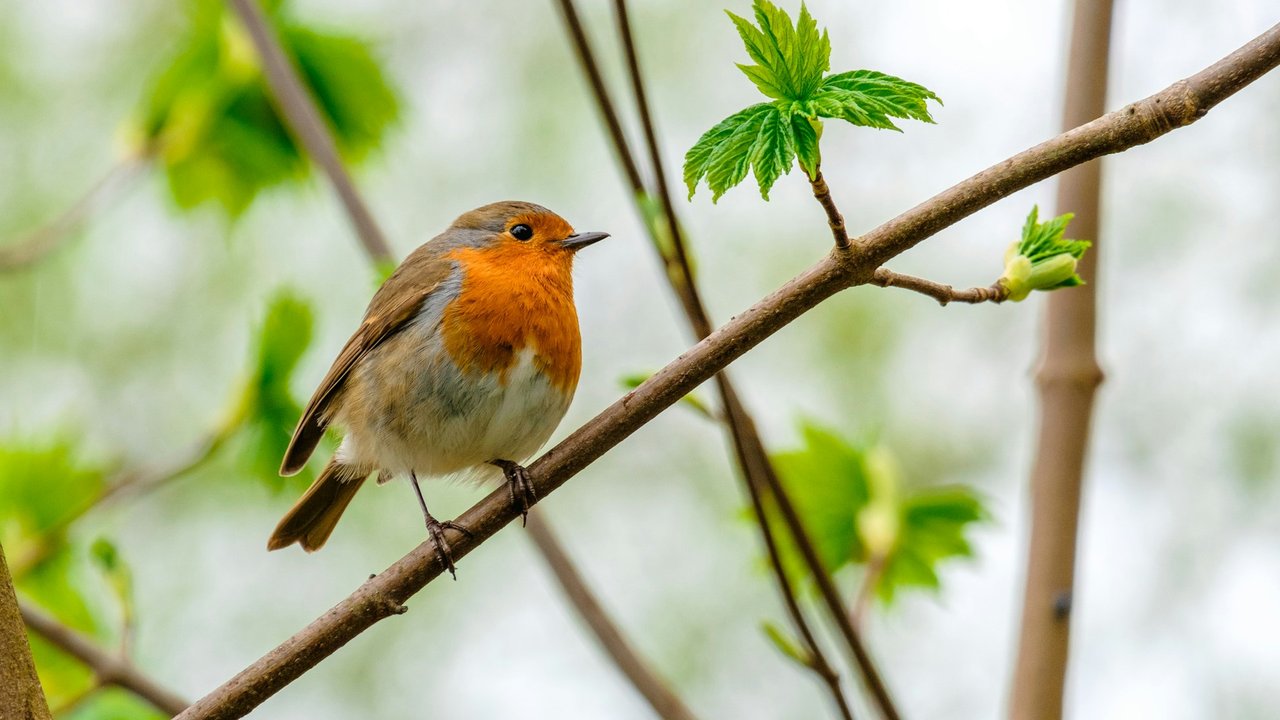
xmin=871 ymin=268 xmax=1008 ymax=305
xmin=173 ymin=23 xmax=1280 ymax=720
xmin=526 ymin=515 xmax=699 ymax=720
xmin=225 ymin=0 xmax=393 ymax=265
xmin=1 ymin=544 xmax=53 ymax=720
xmin=605 ymin=2 xmax=863 ymax=716
xmin=20 ymin=601 xmax=190 ymax=717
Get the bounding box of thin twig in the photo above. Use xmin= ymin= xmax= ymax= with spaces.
xmin=1009 ymin=0 xmax=1114 ymax=717
xmin=554 ymin=0 xmax=646 ymax=194
xmin=871 ymin=268 xmax=1008 ymax=305
xmin=526 ymin=515 xmax=700 ymax=720
xmin=0 ymin=153 xmax=149 ymax=273
xmin=609 ymin=3 xmax=865 ymax=716
xmin=172 ymin=25 xmax=1280 ymax=720
xmin=225 ymin=0 xmax=393 ymax=264
xmin=810 ymin=170 xmax=851 ymax=250
xmin=20 ymin=601 xmax=189 ymax=717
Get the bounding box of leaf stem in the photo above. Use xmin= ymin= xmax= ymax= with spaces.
xmin=809 ymin=169 xmax=851 ymax=249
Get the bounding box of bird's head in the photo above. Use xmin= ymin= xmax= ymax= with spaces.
xmin=450 ymin=201 xmax=609 ymax=259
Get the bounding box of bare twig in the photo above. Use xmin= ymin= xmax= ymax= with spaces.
xmin=225 ymin=0 xmax=393 ymax=264
xmin=810 ymin=170 xmax=851 ymax=250
xmin=1 ymin=544 xmax=53 ymax=720
xmin=554 ymin=0 xmax=646 ymax=194
xmin=609 ymin=3 xmax=867 ymax=716
xmin=20 ymin=601 xmax=189 ymax=717
xmin=173 ymin=25 xmax=1280 ymax=720
xmin=1009 ymin=0 xmax=1114 ymax=717
xmin=526 ymin=515 xmax=700 ymax=720
xmin=871 ymin=268 xmax=1008 ymax=305
xmin=0 ymin=153 xmax=149 ymax=273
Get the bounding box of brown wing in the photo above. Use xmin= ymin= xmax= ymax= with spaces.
xmin=279 ymin=247 xmax=454 ymax=475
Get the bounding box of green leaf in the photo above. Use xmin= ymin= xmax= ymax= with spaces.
xmin=90 ymin=538 xmax=135 ymax=635
xmin=813 ymin=70 xmax=941 ymax=131
xmin=66 ymin=687 xmax=168 ymax=720
xmin=685 ymin=104 xmax=770 ymax=199
xmin=0 ymin=440 xmax=106 ymax=558
xmin=772 ymin=422 xmax=870 ymax=572
xmin=727 ymin=1 xmax=830 ymax=101
xmin=791 ymin=114 xmax=820 ymax=179
xmin=762 ymin=621 xmax=811 ymax=668
xmin=877 ymin=485 xmax=987 ymax=603
xmin=999 ymin=206 xmax=1091 ymax=300
xmin=751 ymin=107 xmax=796 ymax=200
xmin=238 ymin=289 xmax=315 ymax=490
xmin=138 ymin=5 xmax=399 ymax=215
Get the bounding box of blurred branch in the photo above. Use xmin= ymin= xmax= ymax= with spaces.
xmin=526 ymin=514 xmax=700 ymax=720
xmin=225 ymin=0 xmax=393 ymax=265
xmin=11 ymin=424 xmax=237 ymax=580
xmin=20 ymin=600 xmax=189 ymax=717
xmin=1 ymin=544 xmax=53 ymax=720
xmin=0 ymin=153 xmax=150 ymax=273
xmin=604 ymin=2 xmax=869 ymax=716
xmin=171 ymin=23 xmax=1280 ymax=720
xmin=871 ymin=268 xmax=1008 ymax=305
xmin=1009 ymin=0 xmax=1114 ymax=717
xmin=222 ymin=2 xmax=689 ymax=717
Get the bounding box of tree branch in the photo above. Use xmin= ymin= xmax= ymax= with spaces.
xmin=0 ymin=153 xmax=149 ymax=273
xmin=1 ymin=544 xmax=53 ymax=720
xmin=19 ymin=601 xmax=190 ymax=717
xmin=1010 ymin=0 xmax=1114 ymax=716
xmin=525 ymin=515 xmax=700 ymax=720
xmin=608 ymin=2 xmax=868 ymax=716
xmin=173 ymin=23 xmax=1280 ymax=720
xmin=225 ymin=0 xmax=393 ymax=265
xmin=871 ymin=268 xmax=1008 ymax=305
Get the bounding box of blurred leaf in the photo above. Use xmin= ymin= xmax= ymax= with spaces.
xmin=761 ymin=620 xmax=811 ymax=668
xmin=137 ymin=3 xmax=399 ymax=215
xmin=0 ymin=439 xmax=106 ymax=562
xmin=770 ymin=423 xmax=988 ymax=609
xmin=620 ymin=372 xmax=715 ymax=420
xmin=90 ymin=538 xmax=135 ymax=638
xmin=237 ymin=289 xmax=314 ymax=490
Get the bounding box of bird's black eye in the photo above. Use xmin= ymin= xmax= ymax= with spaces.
xmin=510 ymin=224 xmax=534 ymax=241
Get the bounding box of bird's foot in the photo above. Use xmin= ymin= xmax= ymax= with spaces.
xmin=423 ymin=514 xmax=471 ymax=580
xmin=491 ymin=459 xmax=536 ymax=526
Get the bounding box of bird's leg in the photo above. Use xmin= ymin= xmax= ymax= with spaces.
xmin=490 ymin=459 xmax=536 ymax=526
xmin=408 ymin=472 xmax=471 ymax=580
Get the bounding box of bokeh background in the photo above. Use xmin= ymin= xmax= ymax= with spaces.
xmin=2 ymin=0 xmax=1278 ymax=718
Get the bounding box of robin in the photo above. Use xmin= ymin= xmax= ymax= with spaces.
xmin=267 ymin=200 xmax=609 ymax=576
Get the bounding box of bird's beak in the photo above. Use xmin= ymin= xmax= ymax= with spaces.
xmin=562 ymin=231 xmax=610 ymax=251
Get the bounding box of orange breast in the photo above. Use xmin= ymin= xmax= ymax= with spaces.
xmin=440 ymin=243 xmax=582 ymax=393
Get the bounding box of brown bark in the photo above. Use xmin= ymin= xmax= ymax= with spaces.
xmin=0 ymin=543 xmax=53 ymax=720
xmin=1009 ymin=0 xmax=1114 ymax=717
xmin=173 ymin=25 xmax=1280 ymax=720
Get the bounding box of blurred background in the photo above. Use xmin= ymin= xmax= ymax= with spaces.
xmin=1 ymin=0 xmax=1278 ymax=718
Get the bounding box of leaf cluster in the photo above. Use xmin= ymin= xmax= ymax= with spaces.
xmin=684 ymin=0 xmax=940 ymax=201
xmin=999 ymin=205 xmax=1091 ymax=301
xmin=137 ymin=1 xmax=399 ymax=215
xmin=770 ymin=423 xmax=987 ymax=604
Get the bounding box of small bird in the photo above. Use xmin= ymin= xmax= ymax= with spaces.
xmin=267 ymin=201 xmax=608 ymax=576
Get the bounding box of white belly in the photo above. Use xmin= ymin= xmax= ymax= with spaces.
xmin=337 ymin=347 xmax=573 ymax=482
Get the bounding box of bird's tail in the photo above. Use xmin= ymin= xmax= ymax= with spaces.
xmin=268 ymin=458 xmax=369 ymax=552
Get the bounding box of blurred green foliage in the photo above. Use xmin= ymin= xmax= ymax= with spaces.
xmin=136 ymin=0 xmax=399 ymax=215
xmin=772 ymin=422 xmax=987 ymax=604
xmin=232 ymin=288 xmax=315 ymax=491
xmin=684 ymin=0 xmax=939 ymax=200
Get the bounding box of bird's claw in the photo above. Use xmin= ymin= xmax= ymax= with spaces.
xmin=492 ymin=459 xmax=537 ymax=526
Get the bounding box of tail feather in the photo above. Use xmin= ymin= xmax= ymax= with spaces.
xmin=268 ymin=459 xmax=369 ymax=552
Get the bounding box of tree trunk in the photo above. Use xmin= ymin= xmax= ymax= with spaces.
xmin=1 ymin=542 xmax=53 ymax=720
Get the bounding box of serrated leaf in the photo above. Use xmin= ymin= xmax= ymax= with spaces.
xmin=728 ymin=1 xmax=830 ymax=101
xmin=813 ymin=70 xmax=941 ymax=131
xmin=685 ymin=104 xmax=770 ymax=199
xmin=751 ymin=107 xmax=796 ymax=200
xmin=1001 ymin=206 xmax=1091 ymax=298
xmin=791 ymin=114 xmax=820 ymax=178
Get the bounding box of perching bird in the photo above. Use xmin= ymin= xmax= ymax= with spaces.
xmin=267 ymin=201 xmax=608 ymax=576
